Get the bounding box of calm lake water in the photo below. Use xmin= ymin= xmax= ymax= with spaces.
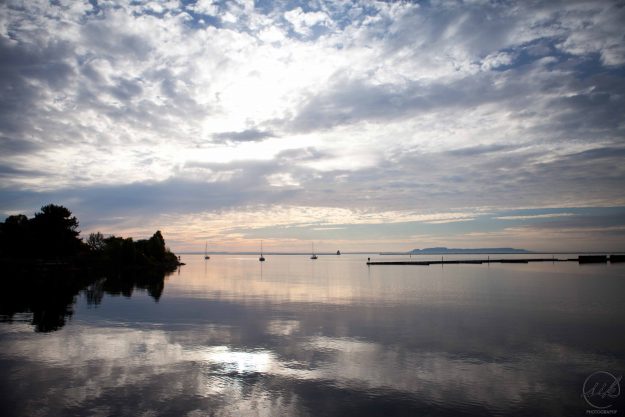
xmin=1 ymin=254 xmax=624 ymax=416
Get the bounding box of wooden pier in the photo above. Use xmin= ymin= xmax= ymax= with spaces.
xmin=366 ymin=255 xmax=623 ymax=266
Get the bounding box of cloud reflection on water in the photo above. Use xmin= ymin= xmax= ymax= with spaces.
xmin=0 ymin=323 xmax=567 ymax=415
xmin=1 ymin=256 xmax=624 ymax=416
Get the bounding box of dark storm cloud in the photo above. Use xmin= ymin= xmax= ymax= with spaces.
xmin=0 ymin=136 xmax=42 ymax=154
xmin=542 ymin=85 xmax=625 ymax=138
xmin=81 ymin=19 xmax=154 ymax=61
xmin=108 ymin=77 xmax=144 ymax=101
xmin=0 ymin=164 xmax=45 ymax=177
xmin=213 ymin=129 xmax=275 ymax=143
xmin=525 ymin=211 xmax=625 ymax=232
xmin=564 ymin=146 xmax=625 ymax=162
xmin=0 ymin=36 xmax=75 ymax=88
xmin=295 ymin=139 xmax=625 ymax=213
xmin=0 ymin=157 xmax=300 ymax=222
xmin=0 ymin=35 xmax=75 ymax=140
xmin=72 ymin=177 xmax=293 ymax=215
xmin=446 ymin=144 xmax=518 ymax=157
xmin=287 ymin=78 xmax=448 ymax=132
xmin=285 ymin=71 xmax=516 ymax=133
xmin=286 ymin=55 xmax=625 ymax=144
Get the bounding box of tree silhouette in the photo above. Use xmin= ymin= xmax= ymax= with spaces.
xmin=0 ymin=204 xmax=181 ymax=332
xmin=0 ymin=214 xmax=30 ymax=257
xmin=1 ymin=205 xmax=180 ymax=268
xmin=86 ymin=232 xmax=106 ymax=252
xmin=30 ymin=204 xmax=81 ymax=259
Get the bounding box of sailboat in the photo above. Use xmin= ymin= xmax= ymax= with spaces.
xmin=259 ymin=240 xmax=265 ymax=262
xmin=204 ymin=241 xmax=210 ymax=260
xmin=310 ymin=243 xmax=318 ymax=260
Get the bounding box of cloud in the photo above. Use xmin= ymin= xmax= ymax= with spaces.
xmin=266 ymin=172 xmax=300 ymax=187
xmin=187 ymin=0 xmax=220 ymax=17
xmin=496 ymin=213 xmax=576 ymax=221
xmin=213 ymin=129 xmax=275 ymax=143
xmin=284 ymin=7 xmax=331 ymax=37
xmin=0 ymin=0 xmax=624 ymax=250
xmin=446 ymin=144 xmax=519 ymax=157
xmin=554 ymin=0 xmax=625 ymax=66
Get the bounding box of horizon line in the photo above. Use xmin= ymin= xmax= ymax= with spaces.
xmin=179 ymin=250 xmax=625 ymax=255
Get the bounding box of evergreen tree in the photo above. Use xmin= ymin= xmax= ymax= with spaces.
xmin=31 ymin=204 xmax=81 ymax=258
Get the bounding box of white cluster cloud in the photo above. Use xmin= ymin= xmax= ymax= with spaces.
xmin=284 ymin=7 xmax=331 ymax=36
xmin=0 ymin=0 xmax=624 ymax=250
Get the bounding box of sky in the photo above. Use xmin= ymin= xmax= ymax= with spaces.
xmin=1 ymin=0 xmax=625 ymax=253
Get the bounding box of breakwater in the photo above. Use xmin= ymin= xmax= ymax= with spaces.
xmin=366 ymin=255 xmax=624 ymax=266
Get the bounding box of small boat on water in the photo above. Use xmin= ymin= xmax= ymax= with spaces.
xmin=204 ymin=242 xmax=210 ymax=260
xmin=310 ymin=243 xmax=318 ymax=260
xmin=336 ymin=250 xmax=341 ymax=255
xmin=259 ymin=240 xmax=265 ymax=262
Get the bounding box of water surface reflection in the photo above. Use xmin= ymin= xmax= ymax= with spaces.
xmin=1 ymin=255 xmax=624 ymax=416
xmin=0 ymin=267 xmax=172 ymax=332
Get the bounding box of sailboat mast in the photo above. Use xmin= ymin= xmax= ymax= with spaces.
xmin=311 ymin=242 xmax=318 ymax=259
xmin=259 ymin=240 xmax=266 ymax=261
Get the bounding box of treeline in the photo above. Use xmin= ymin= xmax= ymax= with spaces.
xmin=0 ymin=204 xmax=181 ymax=332
xmin=84 ymin=230 xmax=180 ymax=269
xmin=0 ymin=204 xmax=180 ymax=270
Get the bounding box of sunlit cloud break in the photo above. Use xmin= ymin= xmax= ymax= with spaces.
xmin=0 ymin=0 xmax=624 ymax=252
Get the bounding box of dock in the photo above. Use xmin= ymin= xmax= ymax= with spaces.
xmin=366 ymin=255 xmax=623 ymax=266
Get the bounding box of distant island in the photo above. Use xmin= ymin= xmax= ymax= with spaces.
xmin=410 ymin=247 xmax=532 ymax=254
